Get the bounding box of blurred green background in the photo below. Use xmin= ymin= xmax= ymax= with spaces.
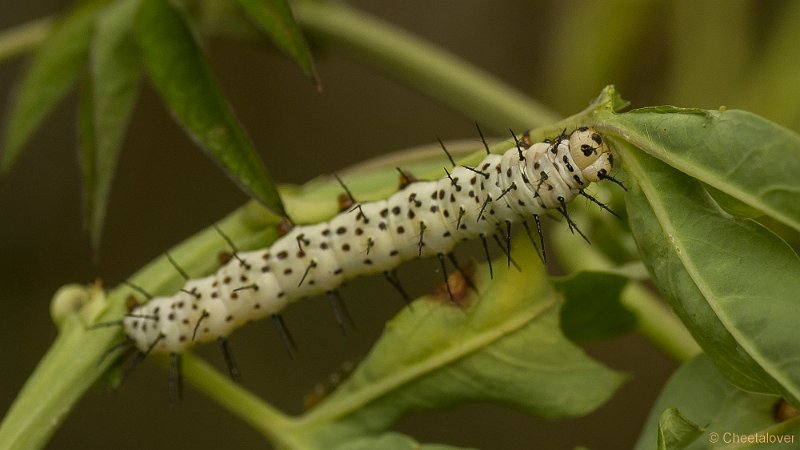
xmin=1 ymin=0 xmax=797 ymax=448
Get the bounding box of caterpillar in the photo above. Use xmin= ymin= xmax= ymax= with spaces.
xmin=121 ymin=127 xmax=619 ymax=359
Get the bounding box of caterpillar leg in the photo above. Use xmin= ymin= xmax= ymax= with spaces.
xmin=598 ymin=169 xmax=627 ymax=191
xmin=98 ymin=337 xmax=135 ymax=366
xmin=557 ymin=197 xmax=590 ymax=244
xmin=491 ymin=233 xmax=521 ymax=271
xmin=521 ymin=220 xmax=544 ymax=264
xmin=447 ymin=252 xmax=477 ymax=293
xmin=437 ymin=253 xmax=455 ymax=303
xmin=217 ymin=336 xmax=241 ymax=381
xmin=534 ymin=214 xmax=546 ymax=263
xmin=505 ymin=221 xmax=512 ymax=268
xmin=383 ymin=270 xmax=411 ymax=305
xmin=168 ymin=353 xmax=183 ymax=403
xmin=479 ymin=233 xmax=493 ymax=279
xmin=579 ymin=190 xmax=622 ymax=219
xmin=271 ymin=314 xmax=297 ymax=358
xmin=326 ymin=290 xmax=356 ymax=335
xmin=122 ymin=333 xmax=164 ymax=382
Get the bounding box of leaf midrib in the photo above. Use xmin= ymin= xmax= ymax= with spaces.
xmin=625 ymin=149 xmax=798 ymax=401
xmin=293 ymin=297 xmax=557 ymax=428
xmin=603 ymin=123 xmax=800 ymax=231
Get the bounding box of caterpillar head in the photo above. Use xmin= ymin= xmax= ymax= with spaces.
xmin=569 ymin=127 xmax=612 ymax=182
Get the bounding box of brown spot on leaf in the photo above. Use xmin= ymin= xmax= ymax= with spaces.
xmin=430 ymin=265 xmax=474 ymax=307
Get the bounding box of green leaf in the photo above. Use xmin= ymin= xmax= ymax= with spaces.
xmin=289 ymin=243 xmax=625 ymax=448
xmin=635 ymin=354 xmax=800 ymax=450
xmin=622 ymin=145 xmax=800 ymax=407
xmin=234 ymin=0 xmax=318 ymax=85
xmin=703 ymin=183 xmax=764 ymax=219
xmin=331 ymin=432 xmax=475 ymax=450
xmin=78 ymin=79 xmax=96 ymax=225
xmin=134 ymin=0 xmax=286 ymax=217
xmin=81 ymin=0 xmax=142 ymax=252
xmin=555 ymin=271 xmax=636 ymax=342
xmin=657 ymin=408 xmax=704 ymax=450
xmin=1 ymin=0 xmax=108 ymax=175
xmin=599 ymin=108 xmax=800 ymax=232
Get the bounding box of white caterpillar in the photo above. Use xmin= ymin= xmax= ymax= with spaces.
xmin=124 ymin=127 xmax=614 ymax=354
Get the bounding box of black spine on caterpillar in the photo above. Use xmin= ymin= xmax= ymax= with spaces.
xmin=123 ymin=127 xmax=613 ymax=354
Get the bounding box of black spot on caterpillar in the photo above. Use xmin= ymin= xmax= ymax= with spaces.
xmin=122 ymin=127 xmax=617 ymax=355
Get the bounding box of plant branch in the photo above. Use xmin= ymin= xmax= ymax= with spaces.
xmin=292 ymin=0 xmax=558 ymax=132
xmin=0 ymin=201 xmax=280 ymax=450
xmin=174 ymin=354 xmax=297 ymax=447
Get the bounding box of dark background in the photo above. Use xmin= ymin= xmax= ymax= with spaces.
xmin=1 ymin=1 xmax=792 ymax=448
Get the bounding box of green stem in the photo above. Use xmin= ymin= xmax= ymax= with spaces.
xmin=0 ymin=16 xmax=53 ymax=63
xmin=0 ymin=202 xmax=279 ymax=450
xmin=176 ymin=354 xmax=296 ymax=447
xmin=553 ymin=225 xmax=702 ymax=362
xmin=621 ymin=284 xmax=701 ymax=362
xmin=0 ymin=313 xmax=118 ymax=450
xmin=292 ymin=0 xmax=558 ymax=132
